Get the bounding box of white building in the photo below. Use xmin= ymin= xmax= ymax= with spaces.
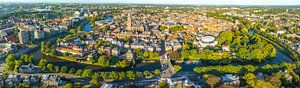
xmin=34 ymin=29 xmax=45 ymax=39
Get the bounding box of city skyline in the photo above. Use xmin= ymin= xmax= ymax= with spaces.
xmin=1 ymin=0 xmax=300 ymax=5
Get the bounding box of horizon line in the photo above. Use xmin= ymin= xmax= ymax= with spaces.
xmin=1 ymin=1 xmax=300 ymax=6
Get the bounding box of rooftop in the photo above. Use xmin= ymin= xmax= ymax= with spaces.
xmin=201 ymin=36 xmax=215 ymax=43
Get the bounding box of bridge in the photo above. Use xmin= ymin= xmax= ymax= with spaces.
xmin=160 ymin=52 xmax=176 ymax=78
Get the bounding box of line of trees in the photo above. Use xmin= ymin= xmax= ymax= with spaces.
xmin=193 ymin=62 xmax=300 ymax=75
xmin=101 ymin=69 xmax=161 ymax=81
xmin=134 ymin=48 xmax=160 ymax=61
xmin=5 ymin=54 xmax=33 ymax=72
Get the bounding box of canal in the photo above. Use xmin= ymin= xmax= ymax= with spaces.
xmin=31 ymin=48 xmax=292 ymax=72
xmin=31 ymin=50 xmax=161 ymax=72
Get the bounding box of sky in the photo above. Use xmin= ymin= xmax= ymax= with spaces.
xmin=1 ymin=0 xmax=300 ymax=5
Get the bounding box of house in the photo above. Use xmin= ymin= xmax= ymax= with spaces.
xmin=172 ymin=42 xmax=182 ymax=51
xmin=282 ymin=70 xmax=293 ymax=81
xmin=5 ymin=74 xmax=21 ymax=86
xmin=23 ymin=75 xmax=39 ymax=85
xmin=42 ymin=75 xmax=64 ymax=87
xmin=19 ymin=64 xmax=35 ymax=73
xmin=0 ymin=30 xmax=7 ymax=39
xmin=131 ymin=25 xmax=145 ymax=32
xmin=18 ymin=30 xmax=33 ymax=44
xmin=166 ymin=76 xmax=196 ymax=88
xmin=0 ymin=76 xmax=4 ymax=85
xmin=56 ymin=47 xmax=83 ymax=56
xmin=166 ymin=45 xmax=173 ymax=51
xmin=101 ymin=83 xmax=117 ymax=88
xmin=222 ymin=44 xmax=230 ymax=51
xmin=111 ymin=48 xmax=120 ymax=56
xmin=276 ymin=30 xmax=286 ymax=35
xmin=126 ymin=49 xmax=134 ymax=61
xmin=34 ymin=29 xmax=45 ymax=39
xmin=256 ymin=72 xmax=268 ymax=81
xmin=199 ymin=36 xmax=218 ymax=48
xmin=221 ymin=74 xmax=240 ymax=85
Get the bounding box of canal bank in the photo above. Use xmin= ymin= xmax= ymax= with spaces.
xmin=31 ymin=50 xmax=161 ymax=72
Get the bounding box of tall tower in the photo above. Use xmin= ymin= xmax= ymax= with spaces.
xmin=126 ymin=13 xmax=132 ymax=31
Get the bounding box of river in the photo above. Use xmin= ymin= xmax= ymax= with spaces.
xmin=31 ymin=50 xmax=161 ymax=72
xmin=31 ymin=49 xmax=292 ymax=72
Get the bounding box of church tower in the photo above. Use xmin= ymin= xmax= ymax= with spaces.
xmin=126 ymin=13 xmax=132 ymax=31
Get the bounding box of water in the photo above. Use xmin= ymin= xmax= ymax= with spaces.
xmin=31 ymin=51 xmax=161 ymax=72
xmin=31 ymin=49 xmax=292 ymax=72
xmin=263 ymin=50 xmax=294 ymax=65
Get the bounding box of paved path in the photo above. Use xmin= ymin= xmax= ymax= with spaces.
xmin=160 ymin=53 xmax=175 ymax=78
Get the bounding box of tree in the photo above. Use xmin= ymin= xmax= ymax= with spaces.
xmin=77 ymin=26 xmax=82 ymax=32
xmin=74 ymin=82 xmax=81 ymax=88
xmin=243 ymin=73 xmax=256 ymax=87
xmin=14 ymin=60 xmax=23 ymax=72
xmin=5 ymin=54 xmax=16 ymax=71
xmin=244 ymin=65 xmax=258 ymax=73
xmin=159 ymin=26 xmax=167 ymax=31
xmin=205 ymin=75 xmax=220 ymax=88
xmin=75 ymin=69 xmax=83 ymax=76
xmin=173 ymin=65 xmax=182 ymax=72
xmin=267 ymin=76 xmax=281 ymax=87
xmin=182 ymin=43 xmax=190 ymax=50
xmin=55 ymin=66 xmax=60 ymax=73
xmin=101 ymin=27 xmax=107 ymax=32
xmin=126 ymin=71 xmax=136 ymax=80
xmin=70 ymin=29 xmax=77 ymax=34
xmin=50 ymin=49 xmax=57 ymax=56
xmin=41 ymin=41 xmax=45 ymax=52
xmin=60 ymin=66 xmax=68 ymax=73
xmin=116 ymin=60 xmax=128 ymax=68
xmin=98 ymin=56 xmax=109 ymax=66
xmin=101 ymin=73 xmax=109 ymax=80
xmin=218 ymin=31 xmax=234 ymax=45
xmin=5 ymin=61 xmax=15 ymax=71
xmin=255 ymin=81 xmax=276 ymax=88
xmin=63 ymin=83 xmax=73 ymax=88
xmin=2 ymin=72 xmax=8 ymax=80
xmin=135 ymin=48 xmax=143 ymax=60
xmin=154 ymin=69 xmax=161 ymax=75
xmin=63 ymin=53 xmax=69 ymax=56
xmin=46 ymin=64 xmax=54 ymax=72
xmin=82 ymin=69 xmax=93 ymax=77
xmin=143 ymin=70 xmax=153 ymax=78
xmin=143 ymin=51 xmax=149 ymax=60
xmin=118 ymin=72 xmax=126 ymax=80
xmin=87 ymin=57 xmax=95 ymax=63
xmin=90 ymin=73 xmax=99 ymax=85
xmin=68 ymin=68 xmax=76 ymax=74
xmin=169 ymin=51 xmax=180 ymax=61
xmin=237 ymin=47 xmax=248 ymax=59
xmin=38 ymin=59 xmax=47 ymax=66
xmin=180 ymin=50 xmax=190 ymax=60
xmin=158 ymin=81 xmax=168 ymax=88
xmin=20 ymin=54 xmax=33 ymax=64
xmin=42 ymin=66 xmax=47 ymax=72
xmin=5 ymin=54 xmax=16 ymax=63
xmin=251 ymin=49 xmax=264 ymax=62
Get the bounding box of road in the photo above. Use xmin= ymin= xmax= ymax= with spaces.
xmin=160 ymin=53 xmax=175 ymax=78
xmin=159 ymin=40 xmax=175 ymax=78
xmin=15 ymin=45 xmax=39 ymax=57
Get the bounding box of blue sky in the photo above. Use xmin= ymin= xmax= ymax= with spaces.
xmin=1 ymin=0 xmax=300 ymax=5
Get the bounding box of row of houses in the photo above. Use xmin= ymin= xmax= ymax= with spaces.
xmin=0 ymin=74 xmax=64 ymax=87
